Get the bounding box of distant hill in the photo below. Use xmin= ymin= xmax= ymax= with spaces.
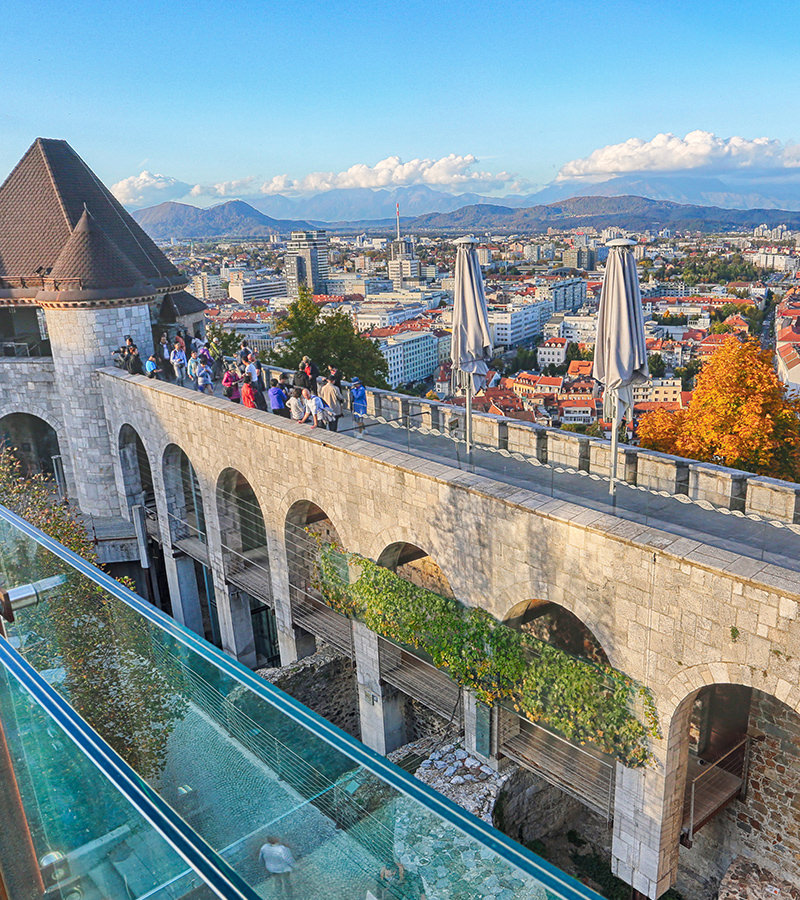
xmin=132 ymin=200 xmax=313 ymax=240
xmin=408 ymin=195 xmax=800 ymax=233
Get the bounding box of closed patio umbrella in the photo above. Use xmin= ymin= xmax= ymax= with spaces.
xmin=593 ymin=239 xmax=649 ymax=495
xmin=451 ymin=236 xmax=493 ymax=454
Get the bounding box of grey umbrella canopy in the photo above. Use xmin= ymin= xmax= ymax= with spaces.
xmin=593 ymin=239 xmax=649 ymax=494
xmin=451 ymin=236 xmax=493 ymax=453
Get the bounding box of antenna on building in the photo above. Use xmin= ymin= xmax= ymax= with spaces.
xmin=396 ymin=203 xmax=401 ymax=241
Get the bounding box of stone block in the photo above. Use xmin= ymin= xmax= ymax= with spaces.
xmin=689 ymin=462 xmax=748 ymax=511
xmin=589 ymin=440 xmax=638 ymax=484
xmin=546 ymin=430 xmax=590 ymax=471
xmin=506 ymin=421 xmax=548 ymax=462
xmin=746 ymin=475 xmax=800 ymax=524
xmin=636 ymin=450 xmax=689 ymax=495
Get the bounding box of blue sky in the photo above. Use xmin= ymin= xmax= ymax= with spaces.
xmin=2 ymin=0 xmax=799 ymax=203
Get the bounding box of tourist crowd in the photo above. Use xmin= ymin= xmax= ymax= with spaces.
xmin=115 ymin=334 xmax=368 ymax=432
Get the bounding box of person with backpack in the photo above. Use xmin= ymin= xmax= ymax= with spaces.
xmin=299 ymin=387 xmax=328 ymax=428
xmin=197 ymin=359 xmax=214 ymax=394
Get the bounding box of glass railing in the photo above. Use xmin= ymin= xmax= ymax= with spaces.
xmin=0 ymin=505 xmax=601 ymax=900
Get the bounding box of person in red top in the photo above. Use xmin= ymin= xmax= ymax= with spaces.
xmin=241 ymin=374 xmax=267 ymax=410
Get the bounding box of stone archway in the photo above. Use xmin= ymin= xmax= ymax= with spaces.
xmin=118 ymin=423 xmax=154 ymax=511
xmin=503 ymin=598 xmax=609 ymax=666
xmin=665 ymin=681 xmax=800 ymax=896
xmin=376 ymin=541 xmax=455 ymax=600
xmin=216 ymin=468 xmax=278 ymax=668
xmin=0 ymin=412 xmax=61 ymax=483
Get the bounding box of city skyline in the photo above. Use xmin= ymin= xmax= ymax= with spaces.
xmin=2 ymin=0 xmax=799 ymax=210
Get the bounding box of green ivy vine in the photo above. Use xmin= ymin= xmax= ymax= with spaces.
xmin=314 ymin=541 xmax=660 ymax=768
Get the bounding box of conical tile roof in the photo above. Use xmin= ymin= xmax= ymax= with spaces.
xmin=0 ymin=138 xmax=185 ymax=295
xmin=50 ymin=207 xmax=143 ymax=291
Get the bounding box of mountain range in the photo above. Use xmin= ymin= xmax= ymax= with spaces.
xmin=132 ymin=194 xmax=800 ymax=241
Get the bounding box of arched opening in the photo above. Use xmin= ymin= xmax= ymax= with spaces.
xmin=162 ymin=445 xmax=219 ymax=647
xmin=0 ymin=413 xmax=64 ymax=491
xmin=374 ymin=541 xmax=462 ymax=741
xmin=216 ymin=469 xmax=279 ymax=667
xmin=671 ymin=684 xmax=800 ymax=895
xmin=117 ymin=425 xmax=169 ymax=613
xmin=284 ymin=501 xmax=349 ymax=659
xmin=492 ymin=601 xmax=616 ymax=830
xmin=118 ymin=424 xmax=155 ymax=514
xmin=503 ymin=599 xmax=609 ymax=666
xmin=376 ymin=541 xmax=455 ymax=599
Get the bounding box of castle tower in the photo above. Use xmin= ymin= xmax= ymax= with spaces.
xmin=0 ymin=139 xmax=187 ymax=518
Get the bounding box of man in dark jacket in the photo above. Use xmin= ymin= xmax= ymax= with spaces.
xmin=125 ymin=346 xmax=145 ymax=376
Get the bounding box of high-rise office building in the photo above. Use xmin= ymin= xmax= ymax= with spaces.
xmin=285 ymin=231 xmax=330 ymax=299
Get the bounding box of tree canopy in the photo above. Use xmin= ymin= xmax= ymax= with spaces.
xmin=269 ymin=286 xmax=388 ymax=387
xmin=205 ymin=320 xmax=242 ymax=358
xmin=638 ymin=336 xmax=800 ymax=481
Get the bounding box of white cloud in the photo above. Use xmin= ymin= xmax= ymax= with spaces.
xmin=111 ymin=170 xmax=192 ymax=207
xmin=190 ymin=176 xmax=258 ymax=198
xmin=557 ymin=131 xmax=800 ymax=181
xmin=260 ymin=154 xmax=516 ymax=195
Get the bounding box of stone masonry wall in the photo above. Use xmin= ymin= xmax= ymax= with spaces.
xmin=257 ymin=646 xmax=361 ymax=739
xmin=98 ymin=370 xmax=800 ymax=897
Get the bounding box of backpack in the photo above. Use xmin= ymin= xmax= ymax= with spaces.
xmin=317 ymin=398 xmax=335 ymax=425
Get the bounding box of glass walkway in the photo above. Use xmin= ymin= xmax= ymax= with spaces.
xmin=0 ymin=504 xmax=601 ymax=900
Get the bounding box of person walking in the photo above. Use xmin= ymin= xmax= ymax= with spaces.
xmin=222 ymin=365 xmax=242 ymax=403
xmin=187 ymin=350 xmax=200 ymax=390
xmin=350 ymin=377 xmax=367 ymax=433
xmin=301 ymin=355 xmax=320 ymax=393
xmin=258 ymin=837 xmax=295 ymax=899
xmin=268 ymin=379 xmax=290 ymax=418
xmin=238 ymin=340 xmax=252 ymax=366
xmin=319 ymin=375 xmax=343 ymax=432
xmin=197 ymin=359 xmax=214 ymax=394
xmin=170 ymin=341 xmax=187 ymax=386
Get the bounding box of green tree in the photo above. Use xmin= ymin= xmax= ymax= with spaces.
xmin=675 ymin=359 xmax=701 ymax=391
xmin=269 ymin=286 xmax=388 ymax=387
xmin=205 ymin=320 xmax=242 ymax=358
xmin=0 ymin=449 xmax=185 ymax=780
xmin=648 ymin=353 xmax=666 ymax=378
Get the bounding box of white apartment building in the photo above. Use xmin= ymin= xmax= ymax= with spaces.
xmin=487 ymin=298 xmax=553 ymax=349
xmin=538 ymin=337 xmax=568 ymax=367
xmin=537 ymin=278 xmax=586 ymax=313
xmin=227 ymin=277 xmax=287 ymax=305
xmin=545 ymin=312 xmax=597 ymax=345
xmin=356 ymin=302 xmax=429 ymax=331
xmin=190 ymin=273 xmax=226 ymax=302
xmin=632 ymin=378 xmax=682 ymax=404
xmin=750 ymin=252 xmax=799 ymax=272
xmin=379 ymin=331 xmax=439 ymax=388
xmin=477 ymin=248 xmax=493 ymax=267
xmin=325 ymin=275 xmax=393 ymax=295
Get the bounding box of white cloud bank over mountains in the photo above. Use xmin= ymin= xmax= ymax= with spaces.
xmin=557 ymin=130 xmax=800 ymax=181
xmin=111 ymin=153 xmax=517 ymax=208
xmin=111 ymin=133 xmax=800 ymax=214
xmin=260 ymin=154 xmax=515 ymax=195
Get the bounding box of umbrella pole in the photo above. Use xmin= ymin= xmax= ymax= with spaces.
xmin=465 ymin=376 xmax=473 ymax=459
xmin=609 ymin=391 xmax=618 ymax=497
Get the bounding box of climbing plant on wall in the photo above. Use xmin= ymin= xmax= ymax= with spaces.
xmin=315 ymin=541 xmax=659 ymax=768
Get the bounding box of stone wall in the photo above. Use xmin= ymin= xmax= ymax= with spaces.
xmin=257 ymin=646 xmax=361 ymax=739
xmin=718 ymin=857 xmax=800 ymax=900
xmin=492 ymin=767 xmax=583 ymax=845
xmin=97 ymin=369 xmax=800 ymax=898
xmin=403 ymin=696 xmax=456 ymax=743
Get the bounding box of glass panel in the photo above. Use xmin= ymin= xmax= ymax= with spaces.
xmin=0 ymin=508 xmax=600 ymax=900
xmin=0 ymin=665 xmax=214 ymax=900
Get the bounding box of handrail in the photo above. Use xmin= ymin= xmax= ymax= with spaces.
xmin=691 ymin=737 xmax=749 ymax=785
xmin=0 ymin=503 xmax=604 ymax=900
xmin=0 ymin=636 xmax=262 ymax=900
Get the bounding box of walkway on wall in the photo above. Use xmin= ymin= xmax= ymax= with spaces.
xmin=333 ymin=412 xmax=800 ymax=575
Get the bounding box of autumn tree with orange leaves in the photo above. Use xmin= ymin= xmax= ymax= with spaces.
xmin=638 ymin=336 xmax=800 ymax=482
